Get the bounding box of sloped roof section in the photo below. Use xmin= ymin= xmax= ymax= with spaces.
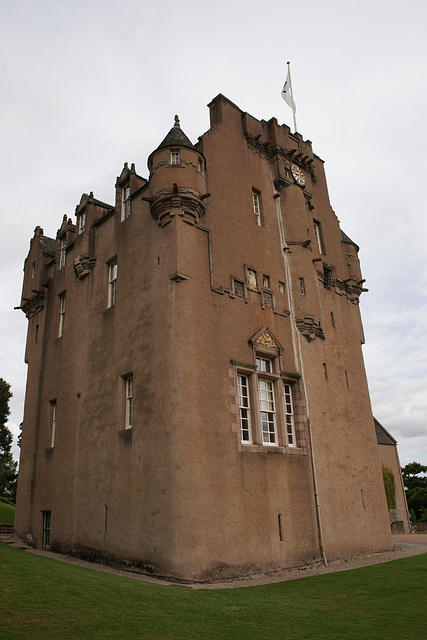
xmin=39 ymin=235 xmax=56 ymax=257
xmin=374 ymin=417 xmax=397 ymax=446
xmin=341 ymin=230 xmax=359 ymax=251
xmin=155 ymin=115 xmax=195 ymax=151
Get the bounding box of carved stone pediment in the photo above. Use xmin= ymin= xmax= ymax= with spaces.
xmin=296 ymin=315 xmax=325 ymax=341
xmin=74 ymin=254 xmax=96 ymax=280
xmin=249 ymin=326 xmax=283 ymax=352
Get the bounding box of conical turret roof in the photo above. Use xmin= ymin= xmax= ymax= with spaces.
xmin=155 ymin=115 xmax=195 ymax=151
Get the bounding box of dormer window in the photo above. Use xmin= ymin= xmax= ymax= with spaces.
xmin=121 ymin=183 xmax=130 ymax=221
xmin=78 ymin=212 xmax=86 ymax=234
xmin=170 ymin=151 xmax=180 ymax=165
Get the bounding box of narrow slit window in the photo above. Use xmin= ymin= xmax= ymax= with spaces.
xmin=252 ymin=190 xmax=261 ymax=226
xmin=125 ymin=376 xmax=133 ymax=429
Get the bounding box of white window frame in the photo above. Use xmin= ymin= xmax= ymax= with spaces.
xmin=252 ymin=190 xmax=261 ymax=226
xmin=50 ymin=400 xmax=57 ymax=448
xmin=108 ymin=260 xmax=117 ymax=308
xmin=78 ymin=212 xmax=86 ymax=234
xmin=121 ymin=183 xmax=130 ymax=221
xmin=125 ymin=376 xmax=133 ymax=429
xmin=58 ymin=293 xmax=66 ymax=337
xmin=283 ymin=383 xmax=296 ymax=447
xmin=59 ymin=239 xmax=66 ymax=269
xmin=234 ymin=347 xmax=302 ymax=452
xmin=313 ymin=221 xmax=323 ymax=254
xmin=170 ymin=151 xmax=180 ymax=165
xmin=256 ymin=358 xmax=278 ymax=445
xmin=238 ymin=374 xmax=252 ymax=443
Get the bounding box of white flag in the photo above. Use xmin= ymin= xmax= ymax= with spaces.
xmin=281 ymin=72 xmax=296 ymax=111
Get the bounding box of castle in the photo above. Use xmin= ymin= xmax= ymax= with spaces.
xmin=15 ymin=94 xmax=393 ymax=580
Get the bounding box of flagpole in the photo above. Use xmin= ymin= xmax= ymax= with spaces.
xmin=287 ymin=61 xmax=298 ymax=133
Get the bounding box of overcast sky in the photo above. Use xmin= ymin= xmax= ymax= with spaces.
xmin=1 ymin=0 xmax=426 ymax=467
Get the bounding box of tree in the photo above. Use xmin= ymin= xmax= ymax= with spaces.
xmin=0 ymin=378 xmax=17 ymax=499
xmin=402 ymin=462 xmax=427 ymax=523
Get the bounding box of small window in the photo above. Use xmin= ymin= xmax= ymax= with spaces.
xmin=279 ymin=281 xmax=285 ymax=293
xmin=256 ymin=357 xmax=272 ymax=373
xmin=252 ymin=190 xmax=261 ymax=226
xmin=322 ymin=363 xmax=328 ymax=380
xmin=299 ymin=278 xmax=305 ymax=295
xmin=59 ymin=239 xmax=66 ymax=269
xmin=42 ymin=511 xmax=51 ymax=550
xmin=58 ymin=293 xmax=66 ymax=338
xmin=171 ymin=151 xmax=180 ymax=165
xmin=263 ymin=275 xmax=270 ymax=288
xmin=108 ymin=260 xmax=117 ymax=308
xmin=50 ymin=400 xmax=57 ymax=448
xmin=31 ymin=262 xmax=36 ymax=278
xmin=313 ymin=222 xmax=323 ymax=254
xmin=121 ymin=184 xmax=130 ymax=221
xmin=125 ymin=376 xmax=133 ymax=429
xmin=78 ymin=212 xmax=86 ymax=234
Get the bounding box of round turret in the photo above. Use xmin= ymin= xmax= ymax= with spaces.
xmin=147 ymin=116 xmax=207 ymax=226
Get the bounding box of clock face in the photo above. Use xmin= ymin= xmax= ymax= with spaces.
xmin=291 ymin=164 xmax=305 ymax=186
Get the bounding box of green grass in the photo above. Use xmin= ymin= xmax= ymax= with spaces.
xmin=1 ymin=542 xmax=426 ymax=640
xmin=0 ymin=500 xmax=15 ymax=524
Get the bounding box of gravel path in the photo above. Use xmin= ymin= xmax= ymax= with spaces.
xmin=1 ymin=533 xmax=426 ymax=590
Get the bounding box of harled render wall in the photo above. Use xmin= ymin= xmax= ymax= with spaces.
xmin=15 ymin=94 xmax=392 ymax=581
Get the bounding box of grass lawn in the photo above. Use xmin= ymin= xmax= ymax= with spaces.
xmin=1 ymin=541 xmax=426 ymax=640
xmin=0 ymin=500 xmax=15 ymax=524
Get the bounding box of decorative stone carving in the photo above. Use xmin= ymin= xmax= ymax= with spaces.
xmin=256 ymin=330 xmax=278 ymax=348
xmin=74 ymin=255 xmax=96 ymax=280
xmin=150 ymin=188 xmax=205 ymax=227
xmin=234 ymin=280 xmax=245 ymax=298
xmin=21 ymin=292 xmax=46 ymax=319
xmin=263 ymin=291 xmax=273 ymax=308
xmin=296 ymin=315 xmax=325 ymax=341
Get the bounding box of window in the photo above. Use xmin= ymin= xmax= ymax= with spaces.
xmin=233 ymin=330 xmax=304 ymax=451
xmin=50 ymin=400 xmax=57 ymax=448
xmin=31 ymin=262 xmax=36 ymax=278
xmin=58 ymin=293 xmax=66 ymax=337
xmin=299 ymin=278 xmax=305 ymax=294
xmin=108 ymin=260 xmax=117 ymax=307
xmin=322 ymin=363 xmax=328 ymax=380
xmin=258 ymin=378 xmax=277 ymax=444
xmin=121 ymin=183 xmax=130 ymax=221
xmin=283 ymin=384 xmax=296 ymax=446
xmin=125 ymin=376 xmax=133 ymax=429
xmin=78 ymin=212 xmax=86 ymax=234
xmin=41 ymin=511 xmax=51 ymax=550
xmin=252 ymin=190 xmax=261 ymax=226
xmin=279 ymin=281 xmax=285 ymax=294
xmin=59 ymin=239 xmax=66 ymax=269
xmin=313 ymin=222 xmax=323 ymax=254
xmin=238 ymin=374 xmax=252 ymax=443
xmin=263 ymin=275 xmax=270 ymax=288
xmin=171 ymin=151 xmax=180 ymax=165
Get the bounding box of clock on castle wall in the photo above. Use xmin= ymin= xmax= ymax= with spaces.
xmin=291 ymin=164 xmax=305 ymax=187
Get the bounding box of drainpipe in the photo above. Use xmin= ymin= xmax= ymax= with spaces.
xmin=274 ymin=185 xmax=328 ymax=566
